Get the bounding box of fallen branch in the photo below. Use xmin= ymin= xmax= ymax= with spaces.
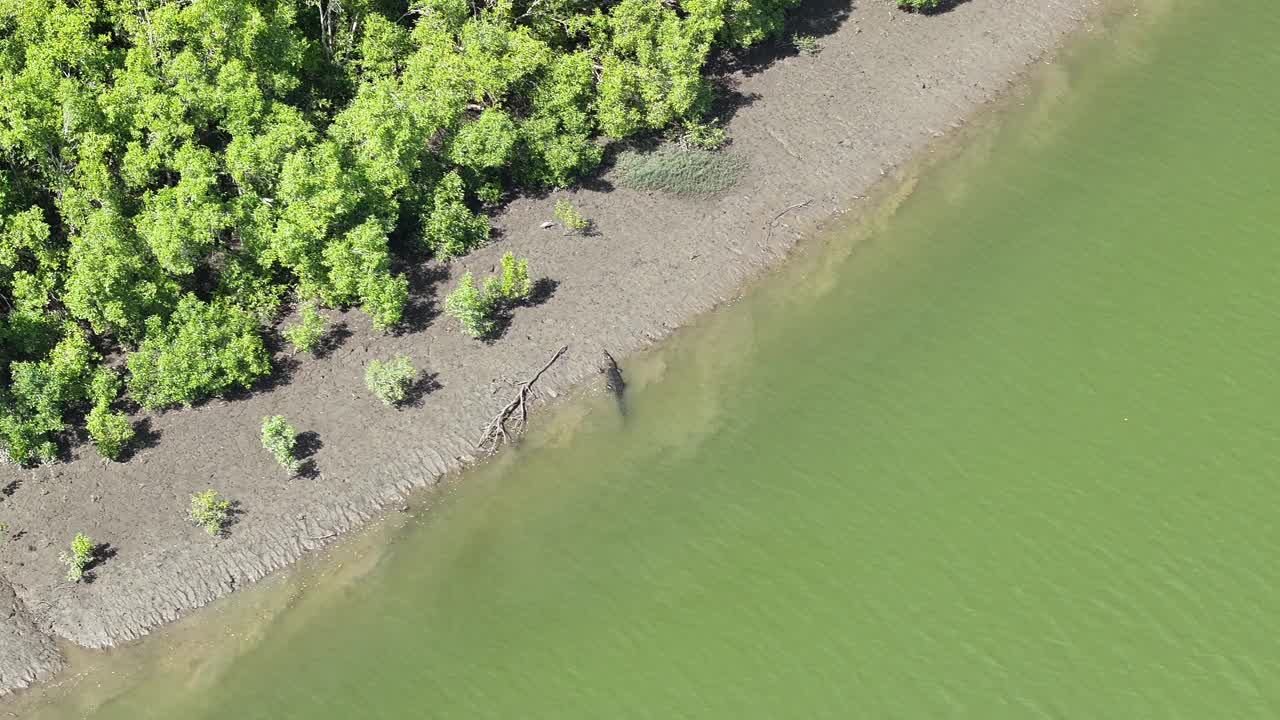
xmin=764 ymin=199 xmax=813 ymax=245
xmin=477 ymin=345 xmax=569 ymax=452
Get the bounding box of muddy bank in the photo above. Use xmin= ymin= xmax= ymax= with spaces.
xmin=0 ymin=0 xmax=1100 ymax=695
xmin=0 ymin=579 xmax=62 ymax=696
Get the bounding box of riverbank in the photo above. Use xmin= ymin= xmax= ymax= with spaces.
xmin=0 ymin=0 xmax=1100 ymax=696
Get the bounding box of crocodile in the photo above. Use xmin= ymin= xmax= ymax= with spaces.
xmin=600 ymin=349 xmax=627 ymax=417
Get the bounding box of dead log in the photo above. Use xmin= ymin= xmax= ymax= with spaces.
xmin=477 ymin=345 xmax=569 ymax=452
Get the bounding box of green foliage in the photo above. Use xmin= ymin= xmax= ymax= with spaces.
xmin=0 ymin=325 xmax=98 ymax=463
xmin=59 ymin=533 xmax=95 ymax=583
xmin=723 ymin=0 xmax=803 ymax=47
xmin=679 ymin=120 xmax=730 ymax=151
xmin=364 ymin=356 xmax=418 ymax=406
xmin=896 ymin=0 xmax=947 ymax=10
xmin=126 ymin=296 xmax=272 ymax=410
xmin=443 ymin=272 xmax=496 ymax=338
xmin=135 ymin=144 xmax=227 ymax=275
xmin=554 ymin=200 xmax=590 ymax=234
xmin=424 ymin=172 xmax=491 ymax=259
xmin=450 ymin=109 xmax=519 ymax=172
xmin=85 ymin=366 xmax=132 ymax=460
xmin=322 ymin=219 xmax=409 ymax=331
xmin=88 ymin=367 xmax=122 ymax=408
xmin=615 ymin=146 xmax=746 ymax=195
xmin=897 ymin=0 xmax=945 ymax=11
xmin=260 ymin=415 xmax=300 ymax=474
xmin=0 ymin=0 xmax=805 ymax=450
xmin=444 ymin=254 xmax=531 ymax=338
xmin=512 ymin=52 xmax=604 ymax=188
xmin=792 ymin=34 xmax=820 ymax=56
xmin=62 ymin=211 xmax=180 ymax=340
xmin=188 ymin=490 xmax=232 ymax=536
xmin=494 ymin=253 xmax=532 ymax=302
xmin=86 ymin=405 xmax=134 ymax=461
xmin=283 ymin=302 xmax=329 ymax=355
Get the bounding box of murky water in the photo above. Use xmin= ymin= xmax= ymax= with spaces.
xmin=16 ymin=0 xmax=1280 ymax=716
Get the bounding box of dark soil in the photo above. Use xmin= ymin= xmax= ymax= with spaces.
xmin=0 ymin=0 xmax=1099 ymax=696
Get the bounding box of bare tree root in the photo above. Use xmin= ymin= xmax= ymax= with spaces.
xmin=477 ymin=345 xmax=569 ymax=453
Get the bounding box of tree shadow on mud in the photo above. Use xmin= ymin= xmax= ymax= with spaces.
xmin=218 ymin=332 xmax=301 ymax=405
xmin=484 ymin=278 xmax=560 ymax=343
xmin=292 ymin=432 xmax=324 ymax=478
xmin=219 ymin=500 xmax=247 ymax=538
xmin=710 ymin=0 xmax=855 ymax=78
xmin=294 ymin=459 xmax=320 ymax=480
xmin=395 ymin=262 xmax=451 ymax=336
xmin=295 ymin=431 xmax=323 ymax=459
xmin=82 ymin=542 xmax=118 ymax=584
xmin=906 ymin=0 xmax=971 ymax=15
xmin=398 ymin=372 xmax=443 ymax=409
xmin=118 ymin=417 xmax=162 ymax=462
xmin=312 ymin=321 xmax=354 ymax=359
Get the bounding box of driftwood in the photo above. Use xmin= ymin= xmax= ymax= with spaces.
xmin=764 ymin=199 xmax=813 ymax=245
xmin=477 ymin=345 xmax=569 ymax=452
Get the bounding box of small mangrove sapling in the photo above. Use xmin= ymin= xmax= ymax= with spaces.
xmin=365 ymin=355 xmax=417 ymax=406
xmin=188 ymin=490 xmax=232 ymax=535
xmin=554 ymin=200 xmax=590 ymax=234
xmin=59 ymin=532 xmax=95 ymax=582
xmin=260 ymin=415 xmax=300 ymax=474
xmin=444 ymin=253 xmax=533 ymax=338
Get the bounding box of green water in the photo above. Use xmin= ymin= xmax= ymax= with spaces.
xmin=21 ymin=1 xmax=1280 ymax=717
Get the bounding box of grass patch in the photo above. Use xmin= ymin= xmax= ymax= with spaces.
xmin=614 ymin=146 xmax=745 ymax=195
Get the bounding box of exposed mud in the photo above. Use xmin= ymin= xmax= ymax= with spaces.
xmin=0 ymin=578 xmax=62 ymax=696
xmin=0 ymin=0 xmax=1102 ymax=695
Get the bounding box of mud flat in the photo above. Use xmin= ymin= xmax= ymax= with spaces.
xmin=0 ymin=578 xmax=62 ymax=695
xmin=0 ymin=0 xmax=1100 ymax=696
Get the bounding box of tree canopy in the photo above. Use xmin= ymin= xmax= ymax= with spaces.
xmin=0 ymin=0 xmax=802 ymax=462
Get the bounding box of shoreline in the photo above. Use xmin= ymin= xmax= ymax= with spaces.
xmin=0 ymin=0 xmax=1102 ymax=696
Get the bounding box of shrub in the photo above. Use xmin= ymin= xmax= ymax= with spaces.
xmin=322 ymin=219 xmax=409 ymax=332
xmin=86 ymin=404 xmax=134 ymax=461
xmin=83 ymin=366 xmax=133 ymax=460
xmin=126 ymin=295 xmax=272 ymax=410
xmin=444 ymin=272 xmax=496 ymax=338
xmin=493 ymin=252 xmax=531 ymax=302
xmin=897 ymin=0 xmax=944 ymax=11
xmin=679 ymin=120 xmax=729 ymax=151
xmin=88 ymin=366 xmax=121 ymax=407
xmin=424 ymin=171 xmax=491 ymax=259
xmin=364 ymin=355 xmax=417 ymax=406
xmin=59 ymin=533 xmax=94 ymax=582
xmin=188 ymin=490 xmax=232 ymax=535
xmin=554 ymin=200 xmax=589 ymax=234
xmin=792 ymin=34 xmax=820 ymax=56
xmin=360 ymin=272 xmax=410 ymax=332
xmin=261 ymin=415 xmax=300 ymax=474
xmin=614 ymin=146 xmax=746 ymax=195
xmin=444 ymin=254 xmax=533 ymax=338
xmin=0 ymin=326 xmax=98 ymax=464
xmin=449 ymin=108 xmax=518 ymax=172
xmin=283 ymin=301 xmax=328 ymax=354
